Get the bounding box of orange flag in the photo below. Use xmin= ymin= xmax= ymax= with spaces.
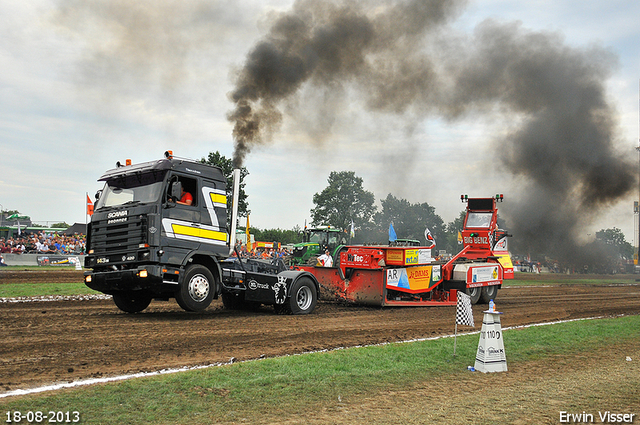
xmin=86 ymin=194 xmax=94 ymax=216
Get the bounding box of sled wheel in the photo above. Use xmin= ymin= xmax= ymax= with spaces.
xmin=176 ymin=264 xmax=214 ymax=312
xmin=112 ymin=291 xmax=152 ymax=313
xmin=288 ymin=277 xmax=317 ymax=315
xmin=480 ymin=285 xmax=499 ymax=304
xmin=465 ymin=286 xmax=482 ymax=305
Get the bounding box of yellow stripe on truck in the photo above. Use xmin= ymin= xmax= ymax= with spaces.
xmin=171 ymin=223 xmax=227 ymax=242
xmin=210 ymin=192 xmax=226 ymax=205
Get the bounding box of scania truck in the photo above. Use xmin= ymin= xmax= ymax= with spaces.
xmin=83 ymin=151 xmax=319 ymax=314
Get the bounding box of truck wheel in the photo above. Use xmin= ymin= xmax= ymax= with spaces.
xmin=176 ymin=264 xmax=214 ymax=312
xmin=112 ymin=291 xmax=152 ymax=313
xmin=465 ymin=287 xmax=482 ymax=305
xmin=288 ymin=277 xmax=317 ymax=315
xmin=480 ymin=285 xmax=499 ymax=304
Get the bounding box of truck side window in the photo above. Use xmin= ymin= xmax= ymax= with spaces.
xmin=176 ymin=176 xmax=197 ymax=207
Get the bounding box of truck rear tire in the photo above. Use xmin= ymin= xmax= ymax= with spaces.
xmin=480 ymin=285 xmax=499 ymax=304
xmin=465 ymin=286 xmax=481 ymax=305
xmin=113 ymin=291 xmax=152 ymax=313
xmin=176 ymin=264 xmax=215 ymax=312
xmin=288 ymin=277 xmax=317 ymax=315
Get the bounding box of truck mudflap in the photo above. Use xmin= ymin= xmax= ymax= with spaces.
xmin=84 ymin=265 xmax=179 ymax=295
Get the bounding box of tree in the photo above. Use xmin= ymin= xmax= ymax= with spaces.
xmin=51 ymin=222 xmax=70 ymax=229
xmin=442 ymin=210 xmax=466 ymax=254
xmin=249 ymin=227 xmax=303 ymax=245
xmin=595 ymin=228 xmax=634 ymax=260
xmin=375 ymin=194 xmax=445 ymax=245
xmin=200 ymin=151 xmax=250 ymax=221
xmin=311 ymin=171 xmax=376 ymax=231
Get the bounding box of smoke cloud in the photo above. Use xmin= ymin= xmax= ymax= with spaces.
xmin=53 ymin=0 xmax=635 ymax=263
xmin=229 ymin=0 xmax=635 ymax=262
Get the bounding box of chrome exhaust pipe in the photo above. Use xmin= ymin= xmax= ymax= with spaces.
xmin=228 ymin=168 xmax=241 ymax=256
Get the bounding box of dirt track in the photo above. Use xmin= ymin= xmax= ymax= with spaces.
xmin=1 ymin=271 xmax=639 ymax=393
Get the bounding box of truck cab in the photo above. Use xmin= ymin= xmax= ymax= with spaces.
xmin=84 ymin=152 xmax=319 ymax=314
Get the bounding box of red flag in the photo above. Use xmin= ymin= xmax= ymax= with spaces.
xmin=86 ymin=194 xmax=94 ymax=216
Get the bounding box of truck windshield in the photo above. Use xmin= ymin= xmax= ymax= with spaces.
xmin=96 ymin=172 xmax=164 ymax=209
xmin=466 ymin=212 xmax=493 ymax=228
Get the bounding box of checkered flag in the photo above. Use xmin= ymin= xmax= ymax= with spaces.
xmin=456 ymin=291 xmax=474 ymax=327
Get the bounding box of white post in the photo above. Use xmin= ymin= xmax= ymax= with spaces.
xmin=474 ymin=310 xmax=508 ymax=373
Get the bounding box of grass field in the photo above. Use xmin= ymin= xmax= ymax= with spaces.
xmin=0 ymin=282 xmax=100 ymax=298
xmin=1 ymin=314 xmax=638 ymax=424
xmin=0 ymin=265 xmax=78 ymax=271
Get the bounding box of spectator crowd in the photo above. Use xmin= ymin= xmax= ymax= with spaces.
xmin=232 ymin=242 xmax=291 ymax=260
xmin=0 ymin=231 xmax=86 ymax=255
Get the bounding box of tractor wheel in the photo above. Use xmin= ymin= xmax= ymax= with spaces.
xmin=288 ymin=277 xmax=317 ymax=315
xmin=112 ymin=291 xmax=152 ymax=313
xmin=480 ymin=285 xmax=499 ymax=304
xmin=465 ymin=286 xmax=482 ymax=305
xmin=175 ymin=264 xmax=214 ymax=312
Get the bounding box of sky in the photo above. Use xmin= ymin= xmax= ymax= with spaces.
xmin=1 ymin=0 xmax=639 ymax=249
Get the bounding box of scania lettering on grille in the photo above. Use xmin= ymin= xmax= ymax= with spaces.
xmin=107 ymin=210 xmax=128 ymax=219
xmin=107 ymin=210 xmax=128 ymax=224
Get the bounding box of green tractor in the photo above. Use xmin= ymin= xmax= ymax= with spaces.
xmin=290 ymin=227 xmax=348 ymax=265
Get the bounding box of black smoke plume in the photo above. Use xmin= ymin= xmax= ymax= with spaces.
xmin=229 ymin=0 xmax=635 ymax=263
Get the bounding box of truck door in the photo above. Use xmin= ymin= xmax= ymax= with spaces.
xmin=162 ymin=174 xmax=202 ymax=250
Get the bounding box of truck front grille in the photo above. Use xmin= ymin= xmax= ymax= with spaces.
xmin=90 ymin=215 xmax=147 ymax=255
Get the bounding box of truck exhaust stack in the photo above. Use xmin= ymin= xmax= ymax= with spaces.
xmin=228 ymin=168 xmax=241 ymax=256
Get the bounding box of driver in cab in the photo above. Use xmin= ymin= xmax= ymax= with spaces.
xmin=177 ymin=187 xmax=193 ymax=205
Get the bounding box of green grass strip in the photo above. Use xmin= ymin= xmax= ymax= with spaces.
xmin=505 ymin=277 xmax=639 ymax=286
xmin=0 ymin=265 xmax=79 ymax=271
xmin=1 ymin=315 xmax=638 ymax=424
xmin=0 ymin=282 xmax=100 ymax=298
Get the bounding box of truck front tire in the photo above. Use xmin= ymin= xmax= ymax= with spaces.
xmin=176 ymin=264 xmax=215 ymax=312
xmin=113 ymin=291 xmax=152 ymax=313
